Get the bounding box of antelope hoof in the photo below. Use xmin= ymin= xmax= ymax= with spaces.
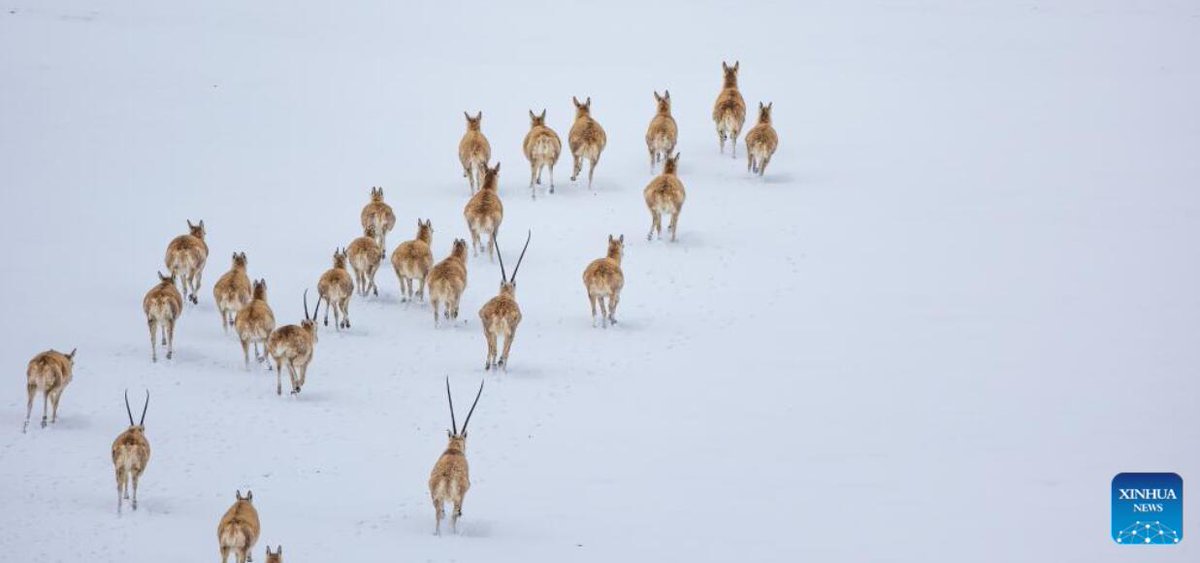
xmin=166 ymin=351 xmax=173 ymax=360
xmin=40 ymin=418 xmax=47 ymax=429
xmin=324 ymin=318 xmax=329 ymax=326
xmin=132 ymin=499 xmax=138 ymax=510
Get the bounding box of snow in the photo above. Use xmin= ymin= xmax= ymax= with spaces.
xmin=2 ymin=0 xmax=1199 ymax=561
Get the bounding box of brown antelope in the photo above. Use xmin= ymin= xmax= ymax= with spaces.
xmin=458 ymin=111 xmax=491 ymax=194
xmin=427 ymin=239 xmax=468 ymax=327
xmin=568 ymin=96 xmax=607 ymax=189
xmin=112 ymin=390 xmax=151 ymax=514
xmin=745 ymin=102 xmax=779 ymax=177
xmin=712 ymin=61 xmax=746 ymax=158
xmin=265 ymin=546 xmax=283 ymax=563
xmin=23 ymin=347 xmax=75 ymax=432
xmin=643 ymin=153 xmax=687 ymax=242
xmin=235 ymin=279 xmax=276 ymax=369
xmin=218 ymin=490 xmax=260 ymax=563
xmin=479 ymin=231 xmax=530 ymax=371
xmin=430 ymin=377 xmax=484 ymax=535
xmin=391 ymin=219 xmax=433 ymax=303
xmin=645 ymin=90 xmax=678 ymax=173
xmin=463 ymin=162 xmax=503 ymax=261
xmin=318 ymin=248 xmax=353 ymax=329
xmin=523 ymin=109 xmax=562 ymax=198
xmin=347 ymin=225 xmax=382 ymax=297
xmin=213 ymin=252 xmax=251 ymax=333
xmin=583 ymin=235 xmax=625 ymax=328
xmin=144 ymin=271 xmax=184 ymax=362
xmin=164 ymin=219 xmax=208 ymax=304
xmin=266 ymin=291 xmax=322 ymax=395
xmin=361 ymin=187 xmax=395 ymax=258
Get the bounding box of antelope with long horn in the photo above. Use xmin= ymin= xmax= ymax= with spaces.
xmin=112 ymin=390 xmax=151 ymax=514
xmin=478 ymin=231 xmax=530 ymax=371
xmin=217 ymin=490 xmax=260 ymax=563
xmin=361 ymin=187 xmax=395 ymax=259
xmin=643 ymin=153 xmax=686 ymax=242
xmin=645 ymin=90 xmax=677 ymax=173
xmin=429 ymin=377 xmax=484 ymax=535
xmin=568 ymin=96 xmax=606 ymax=189
xmin=391 ymin=219 xmax=433 ymax=303
xmin=266 ymin=290 xmax=322 ymax=395
xmin=583 ymin=234 xmax=625 ymax=328
xmin=235 ymin=279 xmax=276 ymax=369
xmin=164 ymin=219 xmax=208 ymax=304
xmin=213 ymin=252 xmax=251 ymax=333
xmin=427 ymin=239 xmax=468 ymax=327
xmin=347 ymin=225 xmax=382 ymax=297
xmin=745 ymin=101 xmax=778 ymax=177
xmin=318 ymin=248 xmax=353 ymax=329
xmin=458 ymin=111 xmax=491 ymax=194
xmin=144 ymin=271 xmax=184 ymax=362
xmin=523 ymin=109 xmax=561 ymax=198
xmin=23 ymin=347 xmax=76 ymax=432
xmin=463 ymin=162 xmax=504 ymax=261
xmin=712 ymin=61 xmax=746 ymax=158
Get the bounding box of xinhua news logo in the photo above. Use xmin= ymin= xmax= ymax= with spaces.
xmin=1112 ymin=473 xmax=1182 ymax=545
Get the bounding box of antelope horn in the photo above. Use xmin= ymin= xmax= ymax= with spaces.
xmin=460 ymin=379 xmax=485 ymax=434
xmin=124 ymin=389 xmax=134 ymax=426
xmin=139 ymin=390 xmax=149 ymax=426
xmin=508 ymin=230 xmax=532 ymax=283
xmin=303 ymin=289 xmax=311 ymax=321
xmin=445 ymin=376 xmax=458 ymax=435
xmin=494 ymin=235 xmax=507 ymax=282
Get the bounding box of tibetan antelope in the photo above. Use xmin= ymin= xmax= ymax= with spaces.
xmin=112 ymin=390 xmax=151 ymax=514
xmin=430 ymin=377 xmax=484 ymax=535
xmin=164 ymin=219 xmax=208 ymax=304
xmin=318 ymin=248 xmax=353 ymax=329
xmin=644 ymin=153 xmax=686 ymax=242
xmin=479 ymin=231 xmax=530 ymax=371
xmin=347 ymin=225 xmax=382 ymax=297
xmin=523 ymin=109 xmax=561 ymax=198
xmin=568 ymin=96 xmax=607 ymax=189
xmin=712 ymin=61 xmax=746 ymax=158
xmin=265 ymin=545 xmax=283 ymax=563
xmin=745 ymin=102 xmax=778 ymax=177
xmin=213 ymin=252 xmax=251 ymax=333
xmin=391 ymin=219 xmax=433 ymax=303
xmin=361 ymin=187 xmax=395 ymax=258
xmin=218 ymin=490 xmax=260 ymax=563
xmin=266 ymin=291 xmax=322 ymax=395
xmin=583 ymin=235 xmax=625 ymax=328
xmin=235 ymin=279 xmax=276 ymax=369
xmin=645 ymin=90 xmax=678 ymax=173
xmin=427 ymin=239 xmax=468 ymax=327
xmin=144 ymin=271 xmax=183 ymax=362
xmin=23 ymin=347 xmax=75 ymax=432
xmin=463 ymin=162 xmax=503 ymax=261
xmin=459 ymin=111 xmax=491 ymax=194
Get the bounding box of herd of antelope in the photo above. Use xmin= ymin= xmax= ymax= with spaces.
xmin=20 ymin=61 xmax=778 ymax=558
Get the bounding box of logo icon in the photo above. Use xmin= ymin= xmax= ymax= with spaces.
xmin=1112 ymin=473 xmax=1182 ymax=545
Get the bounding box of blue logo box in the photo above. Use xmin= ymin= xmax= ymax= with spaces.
xmin=1112 ymin=472 xmax=1182 ymax=545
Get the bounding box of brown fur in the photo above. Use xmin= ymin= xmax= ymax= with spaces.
xmin=427 ymin=239 xmax=468 ymax=326
xmin=643 ymin=153 xmax=687 ymax=242
xmin=318 ymin=249 xmax=354 ymax=329
xmin=361 ymin=187 xmax=396 ymax=257
xmin=463 ymin=163 xmax=504 ymax=261
xmin=265 ymin=545 xmax=283 ymax=563
xmin=568 ymin=96 xmax=607 ymax=189
xmin=347 ymin=226 xmax=382 ymax=297
xmin=112 ymin=395 xmax=151 ymax=514
xmin=645 ymin=90 xmax=678 ymax=173
xmin=583 ymin=235 xmax=625 ymax=327
xmin=523 ymin=109 xmax=562 ymax=198
xmin=429 ymin=435 xmax=469 ymax=535
xmin=712 ymin=61 xmax=746 ymax=158
xmin=478 ymin=284 xmax=522 ymax=370
xmin=745 ymin=102 xmax=779 ymax=177
xmin=143 ymin=272 xmax=184 ymax=362
xmin=458 ymin=111 xmax=491 ymax=194
xmin=23 ymin=348 xmax=75 ymax=431
xmin=391 ymin=220 xmax=434 ymax=303
xmin=235 ymin=280 xmax=276 ymax=369
xmin=164 ymin=220 xmax=208 ymax=304
xmin=213 ymin=252 xmax=252 ymax=333
xmin=218 ymin=491 xmax=260 ymax=563
xmin=267 ymin=321 xmax=318 ymax=396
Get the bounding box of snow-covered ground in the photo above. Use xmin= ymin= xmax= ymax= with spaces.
xmin=2 ymin=1 xmax=1199 ymax=561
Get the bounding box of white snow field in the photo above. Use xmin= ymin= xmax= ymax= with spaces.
xmin=2 ymin=0 xmax=1199 ymax=561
